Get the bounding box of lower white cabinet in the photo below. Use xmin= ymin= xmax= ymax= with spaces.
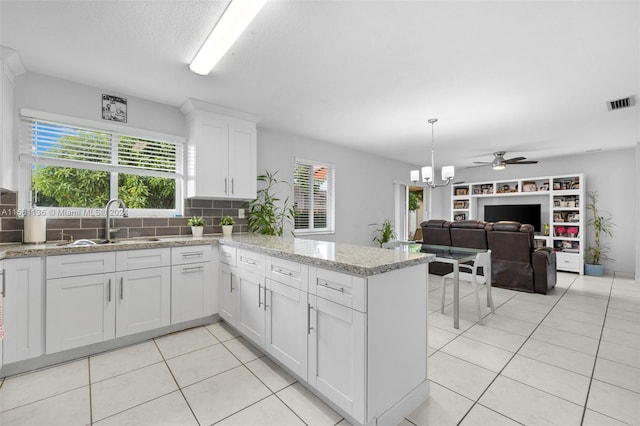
xmin=171 ymin=245 xmax=215 ymax=324
xmin=308 ymin=293 xmax=366 ymax=419
xmin=1 ymin=257 xmax=44 ymax=364
xmin=236 ymin=264 xmax=265 ymax=347
xmin=265 ymin=277 xmax=308 ymax=380
xmin=219 ymin=262 xmax=237 ymax=325
xmin=47 ymin=272 xmax=116 ymax=353
xmin=46 ymin=249 xmax=172 ymax=354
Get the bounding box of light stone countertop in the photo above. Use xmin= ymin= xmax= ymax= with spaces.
xmin=0 ymin=234 xmax=433 ymax=276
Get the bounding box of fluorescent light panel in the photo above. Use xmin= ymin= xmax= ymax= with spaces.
xmin=189 ymin=0 xmax=268 ymax=76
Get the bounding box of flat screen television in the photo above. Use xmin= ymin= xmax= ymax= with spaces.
xmin=484 ymin=204 xmax=541 ymax=232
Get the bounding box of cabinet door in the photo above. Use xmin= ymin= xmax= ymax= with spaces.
xmin=265 ymin=278 xmax=308 ymax=379
xmin=228 ymin=120 xmax=257 ymax=199
xmin=116 ymin=267 xmax=170 ymax=337
xmin=308 ymin=294 xmax=366 ymax=420
xmin=2 ymin=258 xmax=44 ymax=363
xmin=1 ymin=62 xmax=15 ymax=189
xmin=219 ymin=263 xmax=237 ymax=326
xmin=47 ymin=273 xmax=116 ymax=354
xmin=171 ymin=261 xmax=213 ymax=324
xmin=236 ymin=268 xmax=265 ymax=347
xmin=187 ymin=114 xmax=229 ymax=198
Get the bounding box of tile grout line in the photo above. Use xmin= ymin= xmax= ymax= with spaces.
xmin=455 ymin=275 xmax=578 ymax=425
xmin=579 ymin=274 xmax=615 ymax=426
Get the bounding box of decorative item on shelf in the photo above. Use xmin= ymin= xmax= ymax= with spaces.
xmin=410 ymin=118 xmax=454 ymax=188
xmin=454 ymin=213 xmax=466 ymax=221
xmin=553 ymin=213 xmax=563 ymax=222
xmin=553 ymin=182 xmax=561 ymax=190
xmin=522 ymin=181 xmax=538 ymax=192
xmin=555 ymin=226 xmax=566 ymax=237
xmin=454 ymin=187 xmax=468 ymax=196
xmin=497 ymin=184 xmax=511 ymax=193
xmin=220 ymin=216 xmax=235 ymax=237
xmin=543 ymin=223 xmax=550 ymax=236
xmin=247 ymin=170 xmax=295 ymax=236
xmin=567 ymin=227 xmax=579 ymax=238
xmin=370 ymin=219 xmax=396 ymax=248
xmin=539 ymin=183 xmax=549 ymax=191
xmin=554 ymin=198 xmax=562 ymax=207
xmin=187 ymin=216 xmax=206 ymax=237
xmin=453 ymin=200 xmax=468 ymax=209
xmin=585 ymin=191 xmax=615 ymax=276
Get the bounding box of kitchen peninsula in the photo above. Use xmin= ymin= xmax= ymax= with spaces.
xmin=0 ymin=235 xmax=434 ymax=426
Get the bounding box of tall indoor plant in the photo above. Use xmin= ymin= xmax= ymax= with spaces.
xmin=370 ymin=219 xmax=397 ymax=248
xmin=247 ymin=170 xmax=295 ymax=236
xmin=585 ymin=190 xmax=614 ymax=276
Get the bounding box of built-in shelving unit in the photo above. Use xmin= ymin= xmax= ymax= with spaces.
xmin=451 ymin=174 xmax=585 ymax=274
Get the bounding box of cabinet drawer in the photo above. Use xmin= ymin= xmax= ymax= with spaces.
xmin=237 ymin=248 xmax=264 ymax=273
xmin=556 ymin=252 xmax=580 ymax=272
xmin=117 ymin=248 xmax=171 ymax=270
xmin=266 ymin=256 xmax=308 ymax=291
xmin=310 ymin=267 xmax=366 ymax=312
xmin=219 ymin=245 xmax=236 ymax=266
xmin=171 ymin=245 xmax=212 ymax=265
xmin=47 ymin=252 xmax=116 ymax=278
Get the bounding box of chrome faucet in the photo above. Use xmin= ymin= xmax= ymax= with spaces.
xmin=105 ymin=198 xmax=128 ymax=242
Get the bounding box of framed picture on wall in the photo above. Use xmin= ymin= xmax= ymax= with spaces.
xmin=102 ymin=94 xmax=127 ymax=123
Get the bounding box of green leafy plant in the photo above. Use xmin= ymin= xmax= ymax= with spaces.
xmin=585 ymin=191 xmax=614 ymax=265
xmin=220 ymin=216 xmax=235 ymax=226
xmin=247 ymin=170 xmax=295 ymax=236
xmin=370 ymin=219 xmax=397 ymax=247
xmin=408 ymin=191 xmax=421 ymax=212
xmin=187 ymin=216 xmax=206 ymax=227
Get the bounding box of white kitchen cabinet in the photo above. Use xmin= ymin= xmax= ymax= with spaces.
xmin=265 ymin=277 xmax=308 ymax=380
xmin=116 ymin=267 xmax=171 ymax=337
xmin=0 ymin=47 xmax=25 ymax=190
xmin=1 ymin=257 xmax=44 ymax=364
xmin=236 ymin=265 xmax=265 ymax=347
xmin=47 ymin=272 xmax=116 ymax=353
xmin=171 ymin=245 xmax=215 ymax=324
xmin=219 ymin=262 xmax=237 ymax=326
xmin=181 ymin=99 xmax=259 ymax=199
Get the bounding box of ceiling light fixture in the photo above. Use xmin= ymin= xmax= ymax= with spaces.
xmin=189 ymin=0 xmax=268 ymax=76
xmin=491 ymin=153 xmax=506 ymax=170
xmin=411 ymin=118 xmax=454 ymax=188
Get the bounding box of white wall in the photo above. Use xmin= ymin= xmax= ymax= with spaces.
xmin=13 ymin=72 xmax=185 ymax=138
xmin=449 ymin=148 xmax=636 ymax=275
xmin=257 ymin=128 xmax=414 ymax=247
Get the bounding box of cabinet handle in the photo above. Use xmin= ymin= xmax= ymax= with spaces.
xmin=224 ymin=178 xmax=228 ymax=194
xmin=264 ymin=283 xmax=268 ymax=311
xmin=107 ymin=278 xmax=111 ymax=302
xmin=182 ymin=266 xmax=204 ymax=273
xmin=307 ymin=303 xmax=314 ymax=335
xmin=242 ymin=258 xmax=257 ymax=266
xmin=1 ymin=269 xmax=6 ymax=298
xmin=230 ymin=272 xmax=234 ymax=292
xmin=120 ymin=277 xmax=124 ymax=300
xmin=231 ymin=178 xmax=234 ymax=194
xmin=319 ymin=280 xmax=345 ymax=293
xmin=258 ymin=283 xmax=262 ymax=307
xmin=182 ymin=252 xmax=204 ymax=258
xmin=274 ymin=268 xmax=294 ymax=277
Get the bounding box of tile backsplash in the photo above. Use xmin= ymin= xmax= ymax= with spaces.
xmin=0 ymin=190 xmax=248 ymax=243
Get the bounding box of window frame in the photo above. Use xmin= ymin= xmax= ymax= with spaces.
xmin=18 ymin=109 xmax=184 ymax=217
xmin=293 ymin=157 xmax=336 ymax=235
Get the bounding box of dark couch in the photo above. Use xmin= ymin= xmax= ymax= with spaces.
xmin=420 ymin=219 xmax=557 ymax=294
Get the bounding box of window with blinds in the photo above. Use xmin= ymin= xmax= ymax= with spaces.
xmin=21 ymin=117 xmax=183 ymax=212
xmin=294 ymin=159 xmax=335 ymax=234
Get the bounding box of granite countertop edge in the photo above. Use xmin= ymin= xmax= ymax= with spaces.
xmin=1 ymin=235 xmax=434 ymax=277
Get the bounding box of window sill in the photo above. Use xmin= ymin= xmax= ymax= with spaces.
xmin=294 ymin=230 xmax=335 ymax=236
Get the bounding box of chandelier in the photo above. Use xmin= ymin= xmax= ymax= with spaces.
xmin=410 ymin=118 xmax=454 ymax=188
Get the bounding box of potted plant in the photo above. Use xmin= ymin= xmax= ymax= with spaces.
xmin=220 ymin=216 xmax=235 ymax=237
xmin=370 ymin=219 xmax=397 ymax=248
xmin=187 ymin=216 xmax=206 ymax=237
xmin=408 ymin=190 xmax=421 ymax=239
xmin=585 ymin=191 xmax=614 ymax=276
xmin=247 ymin=170 xmax=295 ymax=236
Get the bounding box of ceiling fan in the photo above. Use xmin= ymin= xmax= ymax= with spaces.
xmin=473 ymin=151 xmax=538 ymax=170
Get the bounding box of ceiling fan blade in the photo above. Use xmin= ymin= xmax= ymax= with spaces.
xmin=472 ymin=161 xmax=491 ymax=165
xmin=504 ymin=157 xmax=526 ymax=163
xmin=509 ymin=160 xmax=539 ymax=165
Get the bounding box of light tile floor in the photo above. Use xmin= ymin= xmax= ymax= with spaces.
xmin=0 ymin=272 xmax=638 ymax=425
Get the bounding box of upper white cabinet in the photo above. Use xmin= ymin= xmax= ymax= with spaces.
xmin=180 ymin=99 xmax=260 ymax=199
xmin=0 ymin=47 xmax=25 ymax=191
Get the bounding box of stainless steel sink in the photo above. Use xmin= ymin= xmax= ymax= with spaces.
xmin=58 ymin=237 xmax=161 ymax=247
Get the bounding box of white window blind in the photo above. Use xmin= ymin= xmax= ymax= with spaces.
xmin=294 ymin=158 xmax=335 ymax=234
xmin=19 ymin=112 xmax=183 ymax=213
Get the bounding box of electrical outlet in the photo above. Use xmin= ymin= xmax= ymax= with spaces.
xmin=238 ymin=208 xmax=245 ymax=219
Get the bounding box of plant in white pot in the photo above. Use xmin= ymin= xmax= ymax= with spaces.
xmin=585 ymin=191 xmax=614 ymax=276
xmin=187 ymin=216 xmax=206 ymax=238
xmin=220 ymin=216 xmax=235 ymax=237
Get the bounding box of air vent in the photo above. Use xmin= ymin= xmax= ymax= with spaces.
xmin=607 ymin=96 xmax=635 ymax=111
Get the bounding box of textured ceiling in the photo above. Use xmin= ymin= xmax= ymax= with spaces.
xmin=1 ymin=0 xmax=638 ymax=169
